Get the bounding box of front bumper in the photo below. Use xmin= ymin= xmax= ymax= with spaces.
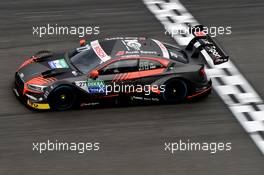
xmin=26 ymin=99 xmax=50 ymax=110
xmin=14 ymin=72 xmax=50 ymax=110
xmin=13 ymin=87 xmax=50 ymax=110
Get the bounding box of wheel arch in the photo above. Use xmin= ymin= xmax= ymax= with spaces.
xmin=153 ymin=74 xmax=194 ymax=95
xmin=47 ymin=83 xmax=80 ymax=110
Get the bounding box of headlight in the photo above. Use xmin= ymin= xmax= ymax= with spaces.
xmin=27 ymin=84 xmax=47 ymax=92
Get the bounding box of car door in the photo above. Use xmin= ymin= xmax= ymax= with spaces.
xmin=138 ymin=58 xmax=166 ymax=85
xmin=98 ymin=59 xmax=140 ymax=95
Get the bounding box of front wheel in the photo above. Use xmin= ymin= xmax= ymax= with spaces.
xmin=48 ymin=86 xmax=77 ymax=111
xmin=161 ymin=79 xmax=188 ymax=103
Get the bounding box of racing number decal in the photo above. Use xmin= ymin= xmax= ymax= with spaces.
xmin=75 ymin=80 xmax=106 ymax=94
xmin=76 ymin=81 xmax=86 ymax=88
xmin=75 ymin=81 xmax=88 ymax=92
xmin=122 ymin=39 xmax=142 ymax=51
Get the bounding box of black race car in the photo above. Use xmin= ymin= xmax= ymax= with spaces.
xmin=14 ymin=31 xmax=228 ymax=110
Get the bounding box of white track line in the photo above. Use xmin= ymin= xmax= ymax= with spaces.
xmin=143 ymin=0 xmax=264 ymax=154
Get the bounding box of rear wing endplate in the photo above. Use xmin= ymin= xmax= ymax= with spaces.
xmin=185 ymin=25 xmax=229 ymax=67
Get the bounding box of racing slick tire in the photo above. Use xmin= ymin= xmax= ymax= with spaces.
xmin=48 ymin=85 xmax=78 ymax=111
xmin=161 ymin=79 xmax=188 ymax=103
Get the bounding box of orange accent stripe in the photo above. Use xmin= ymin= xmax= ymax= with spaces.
xmin=116 ymin=74 xmax=122 ymax=82
xmin=26 ymin=76 xmax=56 ymax=86
xmin=23 ymin=76 xmax=57 ymax=95
xmin=50 ymin=77 xmax=57 ymax=81
xmin=187 ymin=86 xmax=212 ymax=99
xmin=123 ymin=73 xmax=130 ymax=80
xmin=37 ymin=77 xmax=49 ymax=83
xmin=18 ymin=58 xmax=34 ymax=70
xmin=46 ymin=77 xmax=55 ymax=82
xmin=119 ymin=73 xmax=127 ymax=81
xmin=121 ymin=68 xmax=165 ymax=80
xmin=138 ymin=68 xmax=165 ymax=77
xmin=112 ymin=74 xmax=119 ymax=82
xmin=100 ymin=94 xmax=119 ymax=98
xmin=40 ymin=77 xmax=50 ymax=83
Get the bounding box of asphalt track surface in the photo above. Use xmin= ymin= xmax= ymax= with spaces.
xmin=0 ymin=0 xmax=263 ymax=174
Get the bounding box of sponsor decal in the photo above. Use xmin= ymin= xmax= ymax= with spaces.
xmin=116 ymin=51 xmax=125 ymax=56
xmin=151 ymin=39 xmax=170 ymax=58
xmin=94 ymin=46 xmax=107 ymax=58
xmin=75 ymin=80 xmax=106 ymax=94
xmin=122 ymin=39 xmax=142 ymax=51
xmin=48 ymin=59 xmax=69 ymax=69
xmin=76 ymin=44 xmax=91 ymax=52
xmin=27 ymin=100 xmax=50 ymax=110
xmin=169 ymin=51 xmax=178 ymax=59
xmin=87 ymin=79 xmax=106 ymax=94
xmin=90 ymin=40 xmax=111 ymax=62
xmin=116 ymin=50 xmax=158 ymax=56
xmin=206 ymin=45 xmax=221 ymax=59
xmin=105 ymin=37 xmax=142 ymax=40
xmin=105 ymin=37 xmax=125 ymax=40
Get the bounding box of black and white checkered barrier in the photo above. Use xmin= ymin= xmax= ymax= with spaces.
xmin=143 ymin=0 xmax=264 ymax=154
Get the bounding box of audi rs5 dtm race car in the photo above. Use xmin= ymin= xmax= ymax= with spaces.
xmin=13 ymin=27 xmax=228 ymax=111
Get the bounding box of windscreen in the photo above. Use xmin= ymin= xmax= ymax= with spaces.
xmin=70 ymin=48 xmax=101 ymax=74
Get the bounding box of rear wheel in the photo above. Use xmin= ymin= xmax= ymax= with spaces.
xmin=161 ymin=79 xmax=188 ymax=103
xmin=48 ymin=86 xmax=77 ymax=111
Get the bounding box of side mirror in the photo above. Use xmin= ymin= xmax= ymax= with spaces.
xmin=79 ymin=39 xmax=86 ymax=46
xmin=89 ymin=70 xmax=99 ymax=79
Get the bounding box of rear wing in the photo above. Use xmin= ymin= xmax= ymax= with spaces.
xmin=185 ymin=25 xmax=229 ymax=68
